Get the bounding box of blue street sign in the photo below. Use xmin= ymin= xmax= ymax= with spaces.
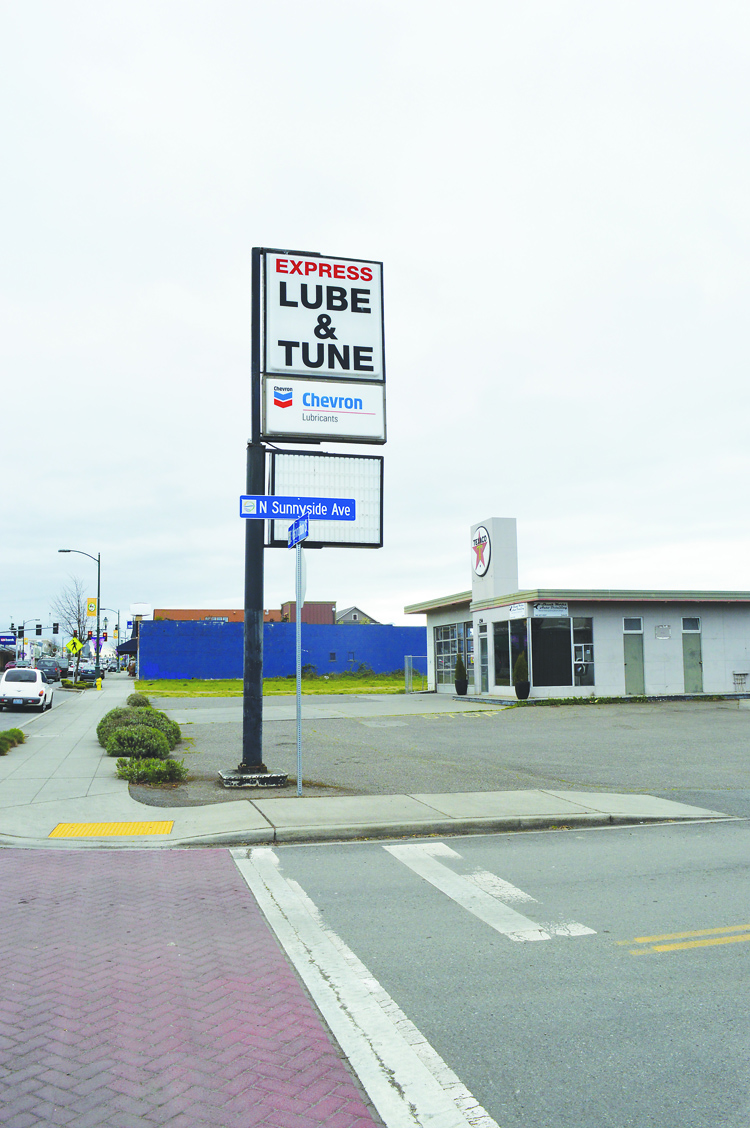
xmin=239 ymin=495 xmax=356 ymax=521
xmin=0 ymin=634 xmax=17 ymax=647
xmin=288 ymin=515 xmax=309 ymax=549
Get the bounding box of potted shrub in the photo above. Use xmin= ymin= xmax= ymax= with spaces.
xmin=513 ymin=652 xmax=530 ymax=700
xmin=454 ymin=654 xmax=468 ymax=696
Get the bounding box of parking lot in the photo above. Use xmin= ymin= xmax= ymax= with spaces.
xmin=132 ymin=695 xmax=750 ymax=815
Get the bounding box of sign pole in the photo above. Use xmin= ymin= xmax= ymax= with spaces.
xmin=241 ymin=247 xmax=267 ymax=772
xmin=295 ymin=539 xmax=302 ymax=795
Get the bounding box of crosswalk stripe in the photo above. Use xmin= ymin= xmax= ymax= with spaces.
xmin=233 ymin=847 xmax=499 ymax=1128
xmin=383 ymin=842 xmax=595 ymax=943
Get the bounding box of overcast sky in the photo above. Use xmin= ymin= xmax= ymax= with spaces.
xmin=3 ymin=1 xmax=750 ymax=632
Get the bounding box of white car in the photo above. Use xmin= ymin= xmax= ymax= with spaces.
xmin=0 ymin=668 xmax=54 ymax=711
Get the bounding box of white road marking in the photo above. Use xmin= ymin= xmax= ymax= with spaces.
xmin=383 ymin=842 xmax=595 ymax=942
xmin=465 ymin=869 xmax=536 ymax=903
xmin=232 ymin=847 xmax=499 ymax=1128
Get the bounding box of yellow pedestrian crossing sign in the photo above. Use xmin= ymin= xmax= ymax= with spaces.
xmin=66 ymin=638 xmax=83 ymax=654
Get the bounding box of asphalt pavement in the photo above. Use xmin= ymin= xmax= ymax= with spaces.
xmin=258 ymin=819 xmax=750 ymax=1128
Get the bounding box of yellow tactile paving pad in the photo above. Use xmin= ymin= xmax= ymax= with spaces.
xmin=49 ymin=821 xmax=174 ymax=838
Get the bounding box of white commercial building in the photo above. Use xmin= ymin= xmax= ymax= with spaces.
xmin=405 ymin=518 xmax=750 ymax=699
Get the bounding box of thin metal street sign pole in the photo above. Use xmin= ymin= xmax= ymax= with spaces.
xmin=296 ymin=539 xmax=302 ymax=795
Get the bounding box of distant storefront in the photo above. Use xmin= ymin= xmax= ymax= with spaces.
xmin=405 ymin=518 xmax=750 ymax=698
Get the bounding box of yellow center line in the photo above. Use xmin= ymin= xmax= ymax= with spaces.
xmin=650 ymin=934 xmax=750 ymax=953
xmin=618 ymin=923 xmax=750 ymax=945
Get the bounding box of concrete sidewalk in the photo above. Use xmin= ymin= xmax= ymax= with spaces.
xmin=0 ymin=676 xmax=733 ymax=848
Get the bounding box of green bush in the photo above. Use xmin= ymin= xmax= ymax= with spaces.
xmin=97 ymin=706 xmax=181 ymax=749
xmin=513 ymin=652 xmax=529 ymax=685
xmin=62 ymin=679 xmax=91 ymax=689
xmin=126 ymin=693 xmax=151 ymax=708
xmin=97 ymin=707 xmax=134 ymax=746
xmin=0 ymin=728 xmax=26 ymax=756
xmin=105 ymin=725 xmax=171 ymax=759
xmin=116 ymin=757 xmax=189 ymax=784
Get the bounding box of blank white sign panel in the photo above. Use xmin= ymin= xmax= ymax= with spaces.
xmin=268 ymin=451 xmax=383 ymax=548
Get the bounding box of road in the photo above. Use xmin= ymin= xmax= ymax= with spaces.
xmin=239 ymin=819 xmax=750 ymax=1128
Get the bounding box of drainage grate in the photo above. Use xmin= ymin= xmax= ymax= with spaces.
xmin=49 ymin=820 xmax=174 ymax=838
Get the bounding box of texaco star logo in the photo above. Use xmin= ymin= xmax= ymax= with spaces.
xmin=472 ymin=526 xmax=491 ymax=577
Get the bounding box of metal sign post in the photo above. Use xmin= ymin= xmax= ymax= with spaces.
xmin=288 ymin=515 xmax=309 ymax=794
xmin=231 ymin=246 xmax=386 ymax=792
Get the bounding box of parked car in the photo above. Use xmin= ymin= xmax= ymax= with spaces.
xmin=0 ymin=668 xmax=54 ymax=710
xmin=37 ymin=658 xmax=62 ymax=682
xmin=76 ymin=664 xmax=104 ymax=683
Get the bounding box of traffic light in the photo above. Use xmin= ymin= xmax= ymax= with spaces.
xmin=35 ymin=624 xmax=42 ymax=636
xmin=53 ymin=623 xmax=59 ymax=634
xmin=72 ymin=630 xmax=78 ymax=639
xmin=17 ymin=628 xmax=23 ymax=640
xmin=87 ymin=631 xmax=93 ymax=640
xmin=102 ymin=632 xmax=107 ymax=641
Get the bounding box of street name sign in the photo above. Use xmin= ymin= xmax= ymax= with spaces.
xmin=287 ymin=515 xmax=309 ymax=548
xmin=239 ymin=495 xmax=356 ymax=520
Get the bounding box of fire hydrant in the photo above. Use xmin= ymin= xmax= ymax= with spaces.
xmin=96 ymin=677 xmax=102 ymax=691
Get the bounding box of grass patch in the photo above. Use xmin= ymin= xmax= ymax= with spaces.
xmin=509 ymin=693 xmax=730 ymax=707
xmin=136 ymin=671 xmax=408 ymax=697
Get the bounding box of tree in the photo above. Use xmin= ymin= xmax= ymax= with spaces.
xmin=51 ymin=576 xmax=88 ymax=681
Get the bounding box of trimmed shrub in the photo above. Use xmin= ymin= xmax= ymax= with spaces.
xmin=126 ymin=693 xmax=151 ymax=708
xmin=97 ymin=707 xmax=135 ymax=747
xmin=97 ymin=707 xmax=181 ymax=750
xmin=105 ymin=726 xmax=171 ymax=760
xmin=116 ymin=757 xmax=189 ymax=784
xmin=0 ymin=728 xmax=26 ymax=756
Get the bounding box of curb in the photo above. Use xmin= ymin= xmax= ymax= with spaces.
xmin=0 ymin=812 xmax=735 ymax=851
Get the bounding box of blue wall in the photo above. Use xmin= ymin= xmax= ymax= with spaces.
xmin=138 ymin=620 xmax=427 ymax=681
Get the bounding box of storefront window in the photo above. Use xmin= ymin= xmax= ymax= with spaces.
xmin=527 ymin=616 xmax=595 ymax=688
xmin=573 ymin=618 xmax=594 ymax=686
xmin=434 ymin=622 xmax=474 ymax=684
xmin=510 ymin=619 xmax=528 ymax=685
xmin=493 ymin=621 xmax=511 ymax=685
xmin=530 ymin=618 xmax=572 ymax=686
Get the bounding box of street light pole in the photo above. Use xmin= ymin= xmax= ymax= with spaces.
xmin=101 ymin=608 xmax=121 ymax=644
xmin=57 ymin=549 xmax=102 ymax=679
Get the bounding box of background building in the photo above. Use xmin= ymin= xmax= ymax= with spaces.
xmin=336 ymin=606 xmax=380 ymax=625
xmin=406 ymin=518 xmax=750 ymax=698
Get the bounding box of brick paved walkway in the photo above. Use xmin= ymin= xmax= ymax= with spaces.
xmin=0 ymin=849 xmax=382 ymax=1128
